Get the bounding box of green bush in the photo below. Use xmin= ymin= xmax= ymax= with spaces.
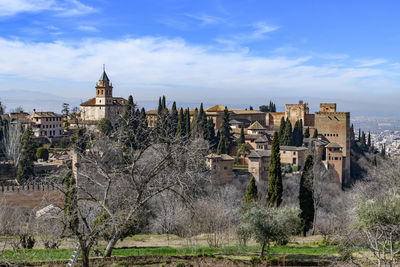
xmin=36 ymin=147 xmax=49 ymax=161
xmin=175 ymin=262 xmax=185 ymax=267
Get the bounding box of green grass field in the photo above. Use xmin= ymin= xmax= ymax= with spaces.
xmin=0 ymin=244 xmax=338 ymax=263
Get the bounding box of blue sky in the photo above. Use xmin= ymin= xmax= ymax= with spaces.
xmin=0 ymin=0 xmax=400 ymax=116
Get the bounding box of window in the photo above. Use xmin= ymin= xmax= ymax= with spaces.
xmin=292 ymin=158 xmax=296 ymax=165
xmin=224 ymin=166 xmax=227 ymax=170
xmin=335 ymin=157 xmax=338 ymax=160
xmin=293 ymin=152 xmax=296 ymax=155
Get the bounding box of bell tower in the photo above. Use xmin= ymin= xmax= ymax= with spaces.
xmin=95 ymin=65 xmax=113 ymax=105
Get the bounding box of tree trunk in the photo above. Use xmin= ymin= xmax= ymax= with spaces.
xmin=104 ymin=232 xmax=120 ymax=257
xmin=80 ymin=243 xmax=90 ymax=267
xmin=259 ymin=241 xmax=266 ymax=258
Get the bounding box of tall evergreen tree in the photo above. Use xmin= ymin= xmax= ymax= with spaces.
xmin=299 ymin=154 xmax=315 ymax=236
xmin=184 ymin=108 xmax=191 ymax=138
xmin=216 ymin=134 xmax=227 ymax=154
xmin=17 ymin=127 xmax=36 ymax=184
xmin=304 ymin=127 xmax=310 ymax=138
xmin=350 ymin=124 xmax=355 ymax=142
xmin=367 ymin=131 xmax=371 ymax=147
xmin=292 ymin=120 xmax=303 ymax=146
xmin=361 ymin=131 xmax=366 ymax=148
xmin=237 ymin=125 xmax=245 ymax=145
xmin=266 ymin=132 xmax=283 ymax=207
xmin=199 ymin=103 xmax=208 ymax=138
xmin=278 ymin=117 xmax=286 ymax=144
xmin=176 ymin=108 xmax=185 ymax=137
xmin=312 ymin=129 xmax=318 ymax=138
xmin=358 ymin=128 xmax=361 ymax=142
xmin=282 ymin=118 xmax=293 ymax=146
xmin=191 ymin=108 xmax=200 ymax=138
xmin=220 ymin=107 xmax=233 ymax=153
xmin=381 ymin=144 xmax=386 ymax=157
xmin=161 ymin=95 xmax=166 ymax=110
xmin=205 ymin=118 xmax=217 ymax=150
xmin=170 ymin=102 xmax=178 ymax=136
xmin=245 ymin=176 xmax=258 ymax=204
xmin=157 ymin=97 xmax=162 ymax=116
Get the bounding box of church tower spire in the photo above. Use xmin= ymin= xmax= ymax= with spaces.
xmin=95 ymin=65 xmax=113 ymax=105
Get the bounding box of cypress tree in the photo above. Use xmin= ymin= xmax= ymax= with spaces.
xmin=381 ymin=144 xmax=386 ymax=157
xmin=216 ymin=134 xmax=227 ymax=154
xmin=184 ymin=108 xmax=191 ymax=138
xmin=278 ymin=117 xmax=286 ymax=144
xmin=176 ymin=108 xmax=185 ymax=137
xmin=282 ymin=118 xmax=293 ymax=146
xmin=170 ymin=102 xmax=178 ymax=136
xmin=199 ymin=103 xmax=207 ymax=138
xmin=312 ymin=129 xmax=318 ymax=138
xmin=161 ymin=95 xmax=166 ymax=110
xmin=220 ymin=107 xmax=233 ymax=153
xmin=304 ymin=127 xmax=310 ymax=138
xmin=358 ymin=128 xmax=361 ymax=142
xmin=206 ymin=118 xmax=217 ymax=150
xmin=157 ymin=97 xmax=162 ymax=116
xmin=191 ymin=108 xmax=200 ymax=138
xmin=299 ymin=154 xmax=315 ymax=236
xmin=350 ymin=124 xmax=355 ymax=142
xmin=245 ymin=176 xmax=258 ymax=204
xmin=367 ymin=131 xmax=371 ymax=147
xmin=17 ymin=127 xmax=36 ymax=185
xmin=266 ymin=132 xmax=283 ymax=207
xmin=361 ymin=131 xmax=366 ymax=148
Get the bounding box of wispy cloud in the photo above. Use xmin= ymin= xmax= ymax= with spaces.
xmin=356 ymin=58 xmax=387 ymax=67
xmin=184 ymin=13 xmax=226 ymax=25
xmin=0 ymin=0 xmax=96 ymax=17
xmin=76 ymin=25 xmax=98 ymax=32
xmin=251 ymin=22 xmax=279 ymax=38
xmin=216 ymin=21 xmax=279 ymax=46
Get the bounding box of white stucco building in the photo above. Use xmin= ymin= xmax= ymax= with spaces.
xmin=80 ymin=68 xmax=127 ymax=124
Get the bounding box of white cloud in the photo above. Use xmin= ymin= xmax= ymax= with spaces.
xmin=0 ymin=36 xmax=395 ymax=104
xmin=0 ymin=0 xmax=95 ymax=17
xmin=184 ymin=13 xmax=226 ymax=25
xmin=76 ymin=25 xmax=98 ymax=32
xmin=251 ymin=22 xmax=279 ymax=38
xmin=356 ymin=58 xmax=387 ymax=67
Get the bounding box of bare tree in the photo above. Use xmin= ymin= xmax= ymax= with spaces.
xmin=3 ymin=122 xmax=22 ymax=166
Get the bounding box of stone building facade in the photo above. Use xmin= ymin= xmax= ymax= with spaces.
xmin=29 ymin=110 xmax=64 ymax=138
xmin=205 ymin=153 xmax=234 ymax=183
xmin=265 ymin=101 xmax=350 ymax=184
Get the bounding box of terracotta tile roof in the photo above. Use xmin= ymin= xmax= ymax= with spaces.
xmin=206 ymin=105 xmax=231 ymax=112
xmin=280 ymin=146 xmax=308 ymax=151
xmin=80 ymin=97 xmax=127 ymax=107
xmin=248 ymin=121 xmax=266 ymax=130
xmin=248 ymin=150 xmax=271 ymax=158
xmin=326 ymin=142 xmax=343 ymax=148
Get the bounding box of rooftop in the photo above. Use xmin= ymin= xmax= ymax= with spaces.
xmin=248 ymin=121 xmax=266 ymax=130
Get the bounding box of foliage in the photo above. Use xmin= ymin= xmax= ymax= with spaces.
xmin=299 ymin=154 xmax=314 ymax=236
xmin=238 ymin=203 xmax=301 ymax=258
xmin=97 ymin=118 xmax=113 ymax=136
xmin=292 ymin=120 xmax=303 ymax=147
xmin=304 ymin=127 xmax=310 ymax=138
xmin=266 ymin=132 xmax=283 ymax=207
xmin=36 ymin=147 xmax=49 ymax=161
xmin=312 ymin=129 xmax=318 ymax=138
xmin=237 ymin=125 xmax=245 ymax=146
xmin=259 ymin=101 xmax=276 ymax=112
xmin=354 ymin=191 xmax=400 ymax=266
xmin=281 ymin=118 xmax=293 ymax=146
xmin=17 ymin=127 xmax=36 ymax=184
xmin=245 ymin=177 xmax=258 ymax=204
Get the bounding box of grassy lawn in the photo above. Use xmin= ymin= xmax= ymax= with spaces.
xmin=0 ymin=244 xmax=338 ymax=263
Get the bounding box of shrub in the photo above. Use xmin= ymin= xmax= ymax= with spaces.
xmin=36 ymin=147 xmax=49 ymax=161
xmin=176 ymin=262 xmax=185 ymax=267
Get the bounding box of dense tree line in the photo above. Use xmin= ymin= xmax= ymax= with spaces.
xmin=278 ymin=118 xmax=304 ymax=146
xmin=259 ymin=101 xmax=276 ymax=112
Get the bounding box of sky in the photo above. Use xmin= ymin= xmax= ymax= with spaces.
xmin=0 ymin=0 xmax=400 ymax=117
